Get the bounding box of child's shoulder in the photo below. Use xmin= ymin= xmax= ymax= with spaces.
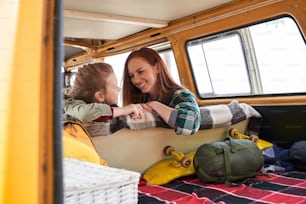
xmin=64 ymin=97 xmax=86 ymax=104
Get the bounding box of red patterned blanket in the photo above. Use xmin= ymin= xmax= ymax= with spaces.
xmin=138 ymin=171 xmax=306 ymax=204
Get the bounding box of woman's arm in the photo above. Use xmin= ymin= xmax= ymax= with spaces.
xmin=143 ymin=101 xmax=173 ymax=125
xmin=145 ymin=89 xmax=201 ymax=135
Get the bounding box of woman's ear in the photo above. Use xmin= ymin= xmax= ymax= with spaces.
xmin=153 ymin=62 xmax=160 ymax=74
xmin=94 ymin=91 xmax=105 ymax=103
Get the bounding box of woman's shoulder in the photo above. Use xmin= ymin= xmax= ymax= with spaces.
xmin=174 ymin=89 xmax=195 ymax=97
xmin=169 ymin=89 xmax=198 ymax=106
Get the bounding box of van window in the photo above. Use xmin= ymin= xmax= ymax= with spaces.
xmin=104 ymin=43 xmax=181 ymax=87
xmin=187 ymin=16 xmax=306 ymax=98
xmin=104 ymin=52 xmax=130 ymax=87
xmin=158 ymin=49 xmax=180 ymax=85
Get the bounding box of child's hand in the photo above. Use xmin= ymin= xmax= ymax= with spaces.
xmin=113 ymin=104 xmax=143 ymax=118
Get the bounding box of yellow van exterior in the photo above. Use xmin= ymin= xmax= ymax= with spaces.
xmin=0 ymin=0 xmax=305 ymax=203
xmin=0 ymin=1 xmax=57 ymax=203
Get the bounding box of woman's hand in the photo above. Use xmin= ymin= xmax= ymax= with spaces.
xmin=126 ymin=104 xmax=144 ymax=119
xmin=141 ymin=102 xmax=154 ymax=112
xmin=142 ymin=101 xmax=173 ymax=124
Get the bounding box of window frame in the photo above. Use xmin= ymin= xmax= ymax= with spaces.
xmin=186 ymin=15 xmax=306 ymax=100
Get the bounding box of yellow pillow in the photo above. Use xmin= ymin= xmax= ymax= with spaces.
xmin=63 ymin=122 xmax=108 ymax=166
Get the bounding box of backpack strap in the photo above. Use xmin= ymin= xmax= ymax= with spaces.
xmin=223 ymin=147 xmax=238 ymax=186
xmin=223 ymin=137 xmax=263 ymax=186
xmin=224 ymin=147 xmax=250 ymax=187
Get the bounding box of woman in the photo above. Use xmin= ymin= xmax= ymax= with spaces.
xmin=122 ymin=47 xmax=201 ymax=135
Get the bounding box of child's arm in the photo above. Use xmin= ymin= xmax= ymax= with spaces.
xmin=64 ymin=98 xmax=113 ymax=122
xmin=112 ymin=104 xmax=143 ymax=119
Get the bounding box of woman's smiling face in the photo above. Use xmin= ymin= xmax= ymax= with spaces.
xmin=128 ymin=57 xmax=160 ymax=95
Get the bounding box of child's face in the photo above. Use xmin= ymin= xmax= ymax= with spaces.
xmin=104 ymin=73 xmax=121 ymax=105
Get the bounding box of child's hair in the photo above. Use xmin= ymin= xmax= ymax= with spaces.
xmin=69 ymin=62 xmax=114 ymax=103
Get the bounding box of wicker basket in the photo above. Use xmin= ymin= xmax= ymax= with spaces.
xmin=64 ymin=158 xmax=140 ymax=204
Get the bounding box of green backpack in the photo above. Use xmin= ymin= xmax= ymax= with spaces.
xmin=193 ymin=137 xmax=264 ymax=186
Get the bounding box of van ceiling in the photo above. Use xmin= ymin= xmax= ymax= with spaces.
xmin=64 ymin=0 xmax=234 ymax=61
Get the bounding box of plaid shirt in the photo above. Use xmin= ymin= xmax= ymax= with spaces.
xmin=163 ymin=89 xmax=201 ymax=135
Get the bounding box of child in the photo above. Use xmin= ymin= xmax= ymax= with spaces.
xmin=64 ymin=62 xmax=143 ymax=122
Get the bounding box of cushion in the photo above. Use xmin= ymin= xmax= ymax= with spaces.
xmin=75 ymin=100 xmax=263 ymax=137
xmin=63 ymin=121 xmax=108 ymax=166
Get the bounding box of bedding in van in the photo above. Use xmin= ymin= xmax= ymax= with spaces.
xmin=138 ymin=171 xmax=306 ymax=204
